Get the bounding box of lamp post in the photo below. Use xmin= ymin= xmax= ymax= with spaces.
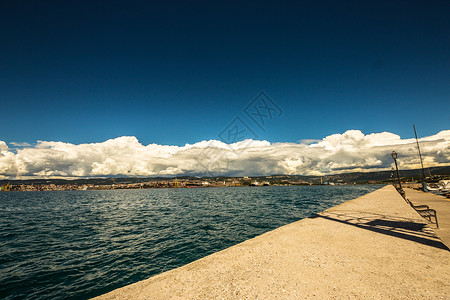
xmin=391 ymin=151 xmax=405 ymax=198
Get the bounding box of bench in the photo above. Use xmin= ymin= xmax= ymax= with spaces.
xmin=405 ymin=198 xmax=439 ymax=228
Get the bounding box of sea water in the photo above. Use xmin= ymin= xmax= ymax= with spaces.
xmin=0 ymin=185 xmax=382 ymax=299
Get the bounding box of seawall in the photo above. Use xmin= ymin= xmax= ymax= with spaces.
xmin=94 ymin=185 xmax=450 ymax=299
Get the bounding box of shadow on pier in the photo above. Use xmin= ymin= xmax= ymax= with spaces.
xmin=312 ymin=211 xmax=449 ymax=251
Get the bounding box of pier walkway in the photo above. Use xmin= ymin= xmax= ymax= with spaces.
xmin=95 ymin=185 xmax=450 ymax=299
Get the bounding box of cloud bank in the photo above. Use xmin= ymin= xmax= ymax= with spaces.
xmin=0 ymin=130 xmax=449 ymax=179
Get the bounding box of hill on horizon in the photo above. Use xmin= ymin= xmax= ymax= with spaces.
xmin=1 ymin=165 xmax=449 ymax=186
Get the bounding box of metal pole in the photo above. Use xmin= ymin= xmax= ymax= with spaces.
xmin=393 ymin=158 xmax=402 ymax=189
xmin=393 ymin=157 xmax=405 ymax=198
xmin=413 ymin=124 xmax=425 ymax=181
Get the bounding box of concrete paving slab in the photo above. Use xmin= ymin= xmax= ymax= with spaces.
xmin=94 ymin=185 xmax=450 ymax=299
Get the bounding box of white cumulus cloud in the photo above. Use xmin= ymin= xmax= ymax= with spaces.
xmin=0 ymin=130 xmax=449 ymax=179
xmin=9 ymin=142 xmax=32 ymax=147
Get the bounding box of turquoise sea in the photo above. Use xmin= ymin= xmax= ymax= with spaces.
xmin=0 ymin=185 xmax=382 ymax=299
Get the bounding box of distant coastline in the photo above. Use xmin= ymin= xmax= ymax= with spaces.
xmin=1 ymin=165 xmax=449 ymax=192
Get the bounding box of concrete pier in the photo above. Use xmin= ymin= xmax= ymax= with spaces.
xmin=95 ymin=186 xmax=450 ymax=299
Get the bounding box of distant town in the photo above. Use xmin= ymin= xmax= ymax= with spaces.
xmin=2 ymin=177 xmax=295 ymax=192
xmin=1 ymin=166 xmax=449 ymax=192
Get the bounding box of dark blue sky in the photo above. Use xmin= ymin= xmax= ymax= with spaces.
xmin=1 ymin=1 xmax=449 ymax=146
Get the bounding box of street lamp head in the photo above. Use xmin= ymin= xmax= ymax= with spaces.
xmin=391 ymin=151 xmax=397 ymax=159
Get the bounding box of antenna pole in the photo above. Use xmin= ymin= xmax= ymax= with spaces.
xmin=413 ymin=124 xmax=426 ymax=180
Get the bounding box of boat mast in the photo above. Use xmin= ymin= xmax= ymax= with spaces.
xmin=413 ymin=124 xmax=426 ymax=181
